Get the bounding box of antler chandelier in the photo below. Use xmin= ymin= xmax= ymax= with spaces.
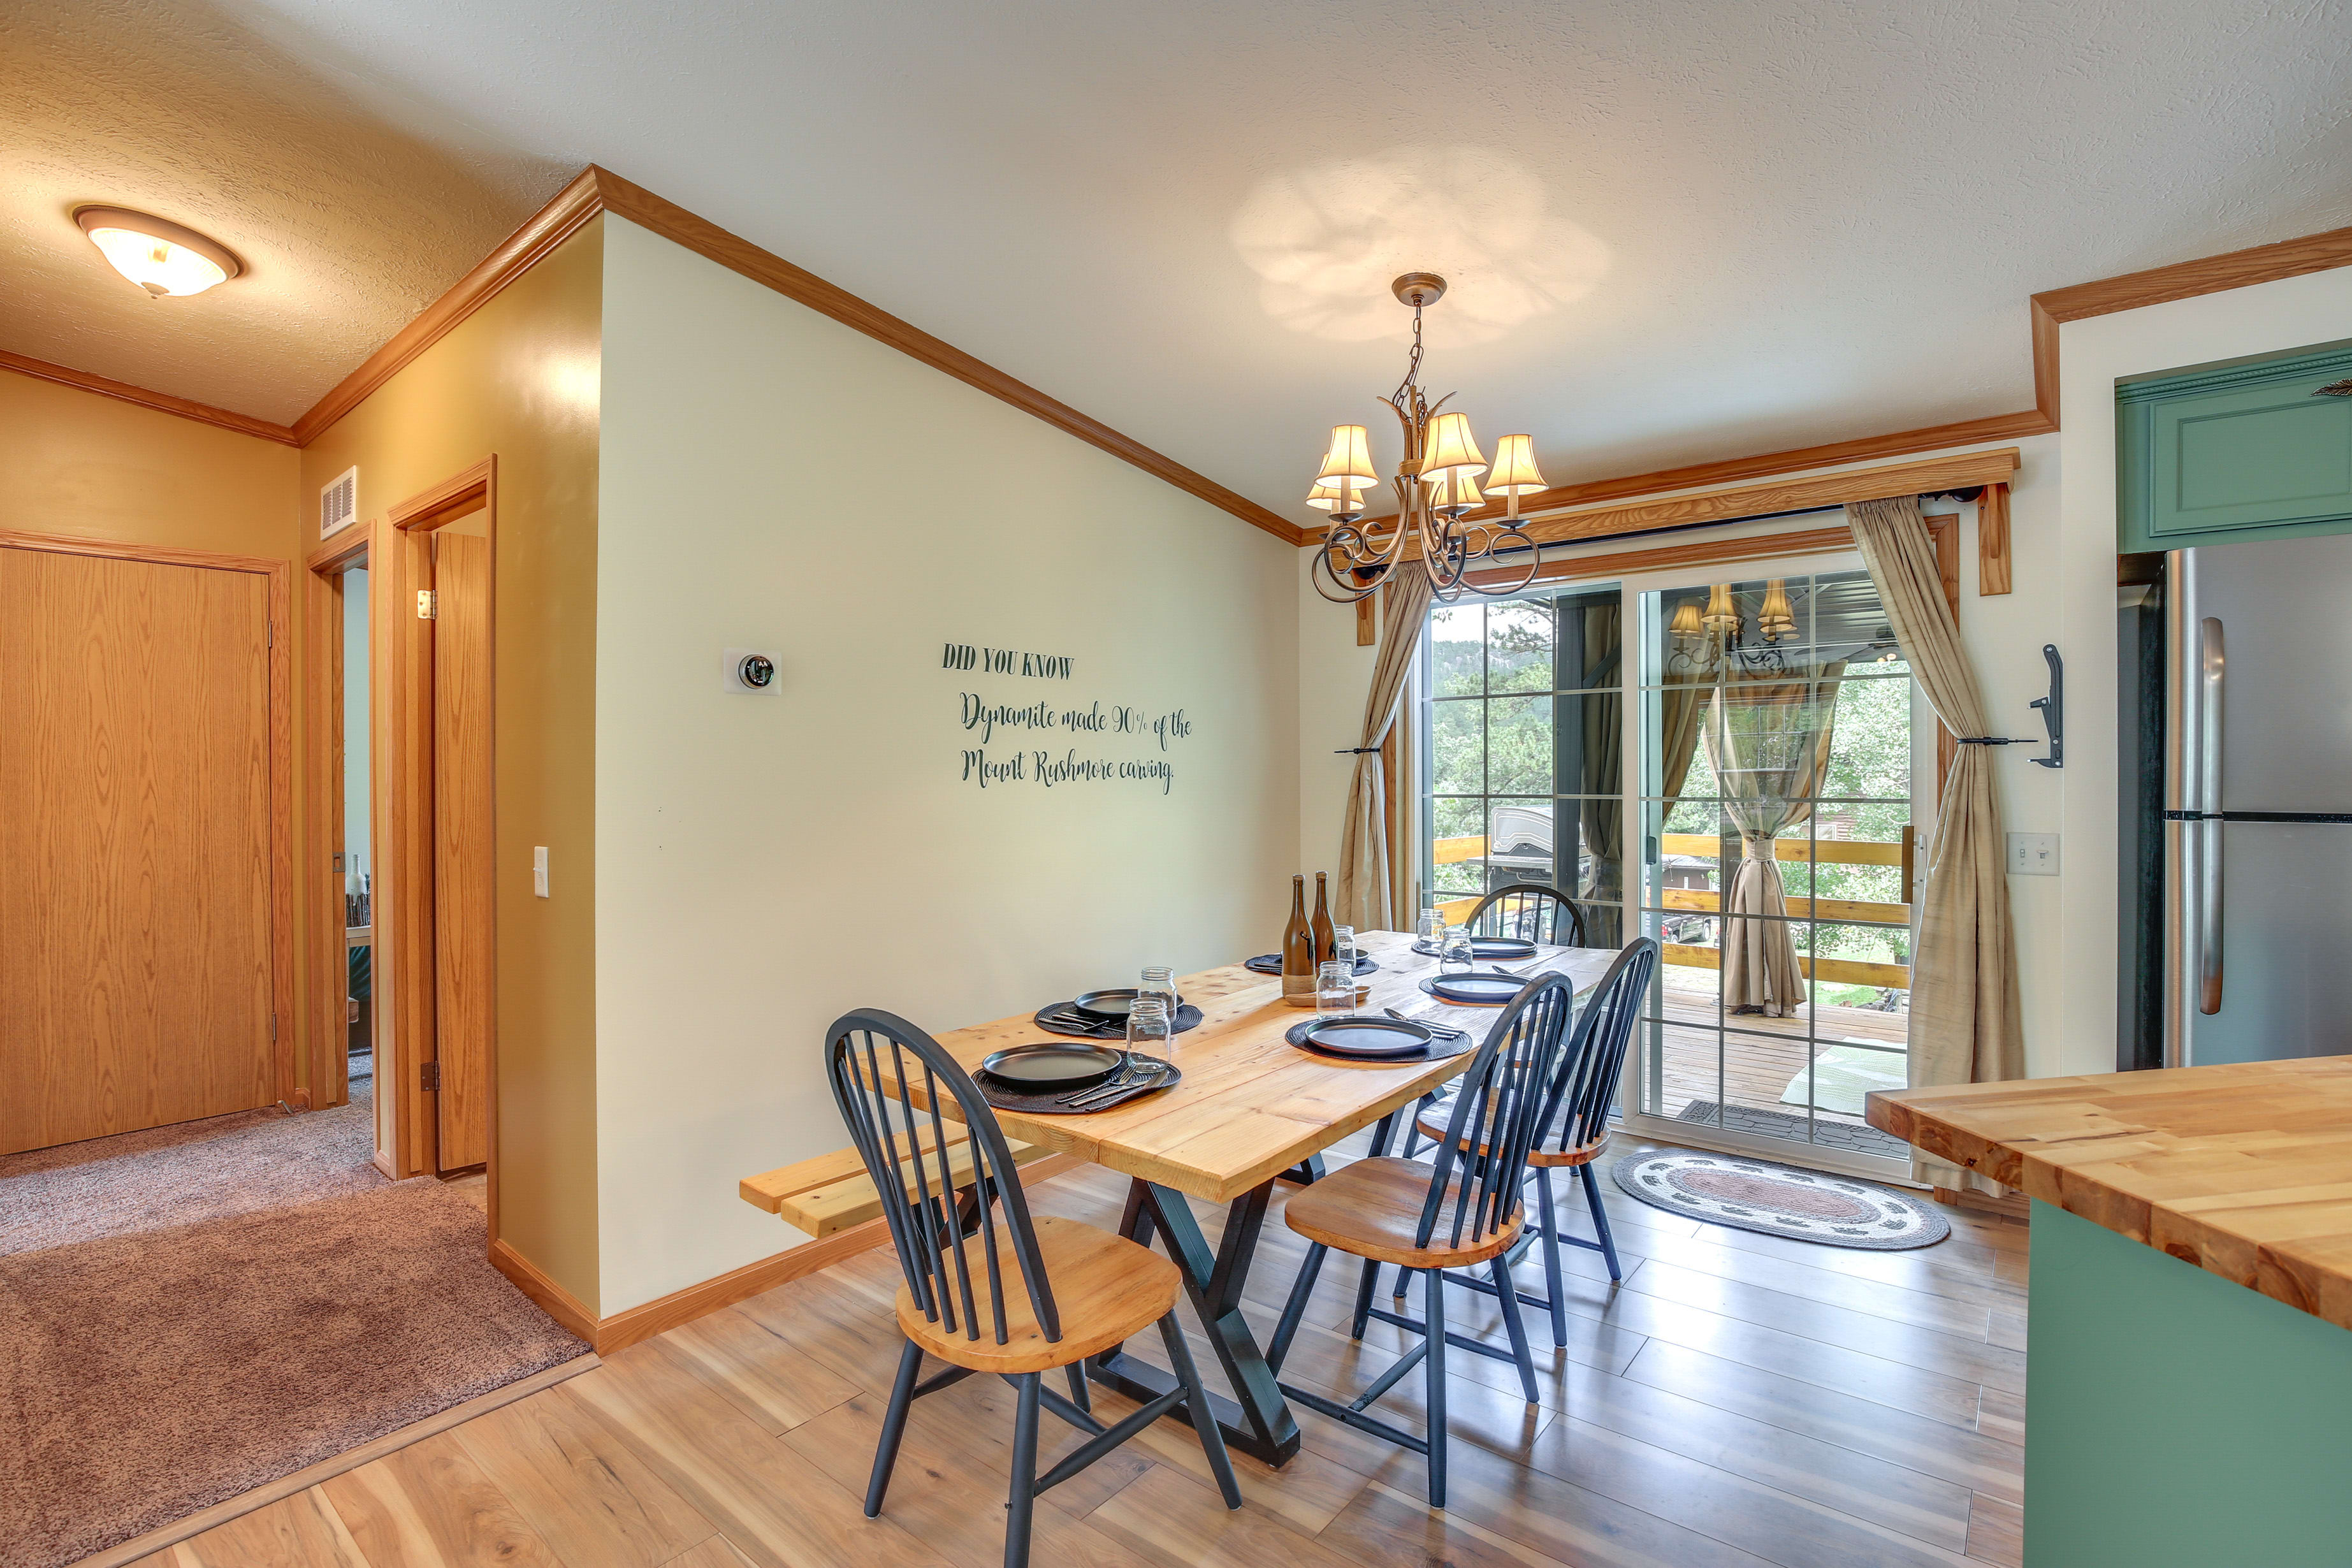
xmin=1307 ymin=272 xmax=1548 ymax=604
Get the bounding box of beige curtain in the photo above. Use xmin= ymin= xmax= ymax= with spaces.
xmin=1708 ymin=662 xmax=1846 ymax=1015
xmin=1337 ymin=575 xmax=1434 ymax=933
xmin=1848 ymin=495 xmax=2025 ymax=1193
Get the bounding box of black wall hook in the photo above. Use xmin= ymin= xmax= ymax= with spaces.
xmin=1952 ymin=644 xmax=2063 ymax=768
xmin=2028 ymin=644 xmax=2063 ymax=769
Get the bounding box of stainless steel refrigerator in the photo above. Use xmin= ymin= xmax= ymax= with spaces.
xmin=2151 ymin=535 xmax=2352 ymax=1067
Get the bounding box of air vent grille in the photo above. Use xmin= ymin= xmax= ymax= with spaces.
xmin=320 ymin=467 xmax=358 ymax=540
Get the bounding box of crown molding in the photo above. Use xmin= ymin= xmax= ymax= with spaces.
xmin=586 ymin=168 xmax=1301 ymax=543
xmin=0 ymin=347 xmax=298 ymax=444
xmin=288 ymin=168 xmax=606 ymax=446
xmin=1311 ymin=222 xmax=2352 ymax=548
xmin=14 ymin=178 xmax=2352 ymax=554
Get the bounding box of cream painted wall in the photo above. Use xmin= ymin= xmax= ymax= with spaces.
xmin=593 ymin=215 xmax=1300 ymax=1313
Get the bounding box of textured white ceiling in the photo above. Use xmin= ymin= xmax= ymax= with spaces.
xmin=10 ymin=1 xmax=2351 ymax=517
xmin=0 ymin=0 xmax=572 ymax=422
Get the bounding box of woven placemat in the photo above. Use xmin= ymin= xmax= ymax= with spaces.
xmin=1033 ymin=1002 xmax=1204 ymax=1040
xmin=1281 ymin=1016 xmax=1478 ymax=1065
xmin=1418 ymin=974 xmax=1525 ymax=1007
xmin=1244 ymin=954 xmax=1379 ymax=976
xmin=976 ymin=1055 xmax=1180 ymax=1115
xmin=1410 ymin=936 xmax=1537 ymax=959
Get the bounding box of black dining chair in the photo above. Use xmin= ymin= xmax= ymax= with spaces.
xmin=1262 ymin=972 xmax=1577 ymax=1507
xmin=1467 ymin=882 xmax=1588 ymax=949
xmin=827 ymin=1008 xmax=1240 ymax=1568
xmin=1390 ymin=939 xmax=1658 ymax=1342
xmin=1399 ymin=883 xmax=1588 ymax=1163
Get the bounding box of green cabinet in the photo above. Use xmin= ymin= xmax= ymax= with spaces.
xmin=2119 ymin=342 xmax=2352 ymax=551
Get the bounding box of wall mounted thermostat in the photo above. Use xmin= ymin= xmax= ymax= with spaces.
xmin=722 ymin=648 xmax=779 ymax=693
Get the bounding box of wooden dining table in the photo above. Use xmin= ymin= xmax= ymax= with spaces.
xmin=912 ymin=927 xmax=1623 ymax=1467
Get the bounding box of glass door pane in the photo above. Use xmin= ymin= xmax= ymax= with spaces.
xmin=1418 ymin=583 xmax=1624 ymax=946
xmin=1633 ymin=567 xmax=1919 ymax=1165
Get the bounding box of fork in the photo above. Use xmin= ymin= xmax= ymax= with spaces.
xmin=1385 ymin=1006 xmax=1469 ymax=1040
xmin=1066 ymin=1061 xmax=1163 ymax=1110
xmin=1057 ymin=1055 xmax=1141 ymax=1104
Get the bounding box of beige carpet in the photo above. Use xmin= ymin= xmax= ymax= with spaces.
xmin=0 ymin=1090 xmax=382 ymax=1256
xmin=0 ymin=1109 xmax=586 ymax=1568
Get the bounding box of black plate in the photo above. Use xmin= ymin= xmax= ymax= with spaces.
xmin=1244 ymin=954 xmax=1377 ymax=976
xmin=1422 ymin=972 xmax=1526 ymax=1005
xmin=980 ymin=1043 xmax=1124 ymax=1088
xmin=1411 ymin=936 xmax=1538 ymax=959
xmin=1290 ymin=1015 xmax=1435 ymax=1057
xmin=1070 ymin=987 xmax=1185 ymax=1020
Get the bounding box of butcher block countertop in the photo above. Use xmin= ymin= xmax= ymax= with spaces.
xmin=1866 ymin=1057 xmax=2352 ymax=1330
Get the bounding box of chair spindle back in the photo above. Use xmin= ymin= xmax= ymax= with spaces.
xmin=825 ymin=1008 xmax=1059 ymax=1347
xmin=1535 ymin=938 xmax=1657 ymax=1158
xmin=1465 ymin=883 xmax=1588 ymax=950
xmin=1416 ymin=972 xmax=1578 ymax=1251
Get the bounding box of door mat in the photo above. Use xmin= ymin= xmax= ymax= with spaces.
xmin=1613 ymin=1148 xmax=1947 ymax=1249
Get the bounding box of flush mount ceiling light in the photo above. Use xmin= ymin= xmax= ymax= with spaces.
xmin=1307 ymin=272 xmax=1548 ymax=603
xmin=73 ymin=207 xmax=242 ymax=298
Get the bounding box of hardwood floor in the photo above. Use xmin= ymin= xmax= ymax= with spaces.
xmin=135 ymin=1135 xmax=2027 ymax=1568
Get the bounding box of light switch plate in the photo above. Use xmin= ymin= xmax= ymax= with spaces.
xmin=2008 ymin=832 xmax=2059 ymax=875
xmin=533 ymin=846 xmax=550 ymax=898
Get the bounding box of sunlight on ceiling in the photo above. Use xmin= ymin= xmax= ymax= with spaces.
xmin=1230 ymin=145 xmax=1611 ymax=344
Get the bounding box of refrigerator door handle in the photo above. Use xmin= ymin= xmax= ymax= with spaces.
xmin=2198 ymin=616 xmax=2225 ymax=1014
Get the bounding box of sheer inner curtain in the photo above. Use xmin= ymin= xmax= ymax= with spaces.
xmin=1848 ymin=495 xmax=2024 ymax=1193
xmin=1706 ymin=658 xmax=1847 ymax=1017
xmin=1337 ymin=574 xmax=1434 ymax=933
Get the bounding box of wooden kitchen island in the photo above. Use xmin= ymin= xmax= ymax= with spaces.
xmin=1868 ymin=1058 xmax=2352 ymax=1568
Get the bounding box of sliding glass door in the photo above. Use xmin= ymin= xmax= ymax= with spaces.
xmin=1629 ymin=564 xmax=1926 ymax=1171
xmin=1411 ymin=546 xmax=1931 ymax=1176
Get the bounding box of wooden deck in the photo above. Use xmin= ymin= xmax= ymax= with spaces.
xmin=1646 ymin=968 xmax=1910 ymax=1152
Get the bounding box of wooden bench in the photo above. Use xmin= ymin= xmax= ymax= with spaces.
xmin=739 ymin=1123 xmax=1059 ymax=1238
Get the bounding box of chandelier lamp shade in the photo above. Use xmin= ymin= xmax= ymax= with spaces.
xmin=1308 ymin=272 xmax=1548 ymax=604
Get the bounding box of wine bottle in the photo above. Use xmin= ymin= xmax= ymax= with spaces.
xmin=1311 ymin=871 xmax=1337 ymax=967
xmin=1281 ymin=875 xmax=1315 ymax=998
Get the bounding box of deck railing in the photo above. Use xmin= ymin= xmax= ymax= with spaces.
xmin=1430 ymin=830 xmax=1913 ymax=990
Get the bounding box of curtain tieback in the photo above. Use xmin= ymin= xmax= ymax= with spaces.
xmin=1742 ymin=836 xmax=1775 ymax=862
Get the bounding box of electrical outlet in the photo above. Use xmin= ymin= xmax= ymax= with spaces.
xmin=2008 ymin=832 xmax=2059 ymax=875
xmin=533 ymin=846 xmax=550 ymax=898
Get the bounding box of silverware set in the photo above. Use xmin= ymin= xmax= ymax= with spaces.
xmin=1384 ymin=1006 xmax=1470 ymax=1040
xmin=1038 ymin=1007 xmax=1124 ymax=1038
xmin=1057 ymin=1056 xmax=1168 ymax=1109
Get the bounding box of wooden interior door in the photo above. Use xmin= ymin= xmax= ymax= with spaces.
xmin=0 ymin=544 xmax=274 ymax=1154
xmin=431 ymin=531 xmax=493 ymax=1170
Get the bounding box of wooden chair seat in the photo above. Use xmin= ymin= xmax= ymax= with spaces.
xmin=1283 ymin=1156 xmax=1523 ymax=1269
xmin=897 ymin=1215 xmax=1180 ymax=1374
xmin=1413 ymin=1096 xmax=1610 ymax=1168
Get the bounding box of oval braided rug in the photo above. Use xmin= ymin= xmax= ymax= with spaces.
xmin=1611 ymin=1149 xmax=1949 ymax=1249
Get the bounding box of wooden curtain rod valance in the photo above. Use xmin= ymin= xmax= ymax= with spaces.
xmin=1308 ymin=447 xmax=2020 ymax=562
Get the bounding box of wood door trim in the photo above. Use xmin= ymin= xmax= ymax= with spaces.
xmin=0 ymin=349 xmax=300 ymax=446
xmin=377 ymin=460 xmax=500 ymax=1234
xmin=302 ymin=521 xmax=375 ymax=1113
xmin=0 ymin=530 xmax=296 ymax=1112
